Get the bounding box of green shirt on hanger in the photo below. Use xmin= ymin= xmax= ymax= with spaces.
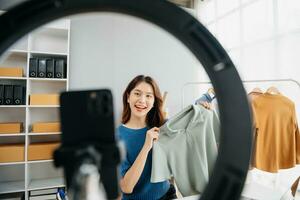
xmin=151 ymin=105 xmax=220 ymax=197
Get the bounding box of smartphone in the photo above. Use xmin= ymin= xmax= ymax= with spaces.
xmin=60 ymin=89 xmax=115 ymax=147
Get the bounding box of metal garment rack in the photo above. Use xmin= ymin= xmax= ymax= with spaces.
xmin=181 ymin=78 xmax=300 ymax=198
xmin=181 ymin=78 xmax=300 ymax=108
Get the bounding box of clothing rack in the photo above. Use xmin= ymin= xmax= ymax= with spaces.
xmin=181 ymin=78 xmax=300 ymax=195
xmin=181 ymin=78 xmax=300 ymax=109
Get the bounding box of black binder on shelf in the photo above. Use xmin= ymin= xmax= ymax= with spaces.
xmin=13 ymin=85 xmax=25 ymax=105
xmin=29 ymin=58 xmax=38 ymax=77
xmin=4 ymin=85 xmax=13 ymax=105
xmin=38 ymin=59 xmax=47 ymax=78
xmin=54 ymin=59 xmax=66 ymax=78
xmin=46 ymin=59 xmax=55 ymax=78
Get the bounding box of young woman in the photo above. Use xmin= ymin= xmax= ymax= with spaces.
xmin=117 ymin=75 xmax=177 ymax=200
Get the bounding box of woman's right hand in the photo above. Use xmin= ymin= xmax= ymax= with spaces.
xmin=199 ymin=101 xmax=213 ymax=110
xmin=143 ymin=127 xmax=160 ymax=152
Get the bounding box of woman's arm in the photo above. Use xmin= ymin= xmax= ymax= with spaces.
xmin=119 ymin=145 xmax=150 ymax=194
xmin=119 ymin=127 xmax=159 ymax=194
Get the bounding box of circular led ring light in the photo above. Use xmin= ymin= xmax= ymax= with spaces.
xmin=0 ymin=0 xmax=252 ymax=199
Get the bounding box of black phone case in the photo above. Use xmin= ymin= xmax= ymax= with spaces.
xmin=60 ymin=89 xmax=115 ymax=147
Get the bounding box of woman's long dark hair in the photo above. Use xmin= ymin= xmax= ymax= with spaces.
xmin=121 ymin=75 xmax=165 ymax=128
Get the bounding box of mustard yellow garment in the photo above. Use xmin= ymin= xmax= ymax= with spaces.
xmin=252 ymin=93 xmax=300 ymax=172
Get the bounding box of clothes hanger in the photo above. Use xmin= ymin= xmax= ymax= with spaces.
xmin=206 ymin=88 xmax=215 ymax=100
xmin=291 ymin=176 xmax=300 ymax=197
xmin=162 ymin=91 xmax=168 ymax=118
xmin=162 ymin=91 xmax=168 ymax=110
xmin=207 ymin=88 xmax=215 ymax=95
xmin=248 ymin=87 xmax=263 ymax=95
xmin=266 ymin=86 xmax=280 ymax=95
xmin=251 ymin=87 xmax=263 ymax=93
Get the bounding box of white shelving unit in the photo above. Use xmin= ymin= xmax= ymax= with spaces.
xmin=0 ymin=18 xmax=70 ymax=199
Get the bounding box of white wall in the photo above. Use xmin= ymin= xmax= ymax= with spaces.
xmin=69 ymin=12 xmax=204 ymax=122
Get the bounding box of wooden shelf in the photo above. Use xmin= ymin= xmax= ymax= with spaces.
xmin=0 ymin=105 xmax=26 ymax=108
xmin=9 ymin=49 xmax=28 ymax=55
xmin=28 ymin=105 xmax=60 ymax=108
xmin=0 ymin=133 xmax=25 ymax=137
xmin=30 ymin=51 xmax=67 ymax=57
xmin=0 ymin=16 xmax=69 ymax=198
xmin=28 ymin=132 xmax=61 ymax=136
xmin=27 ymin=160 xmax=54 ymax=164
xmin=28 ymin=177 xmax=64 ymax=191
xmin=0 ymin=76 xmax=27 ymax=80
xmin=0 ymin=161 xmax=25 ymax=166
xmin=40 ymin=27 xmax=69 ymax=36
xmin=29 ymin=78 xmax=67 ymax=82
xmin=0 ymin=181 xmax=25 ymax=194
xmin=44 ymin=19 xmax=70 ymax=31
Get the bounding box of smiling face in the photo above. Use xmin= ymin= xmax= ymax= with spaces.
xmin=122 ymin=75 xmax=164 ymax=127
xmin=127 ymin=81 xmax=155 ymax=120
